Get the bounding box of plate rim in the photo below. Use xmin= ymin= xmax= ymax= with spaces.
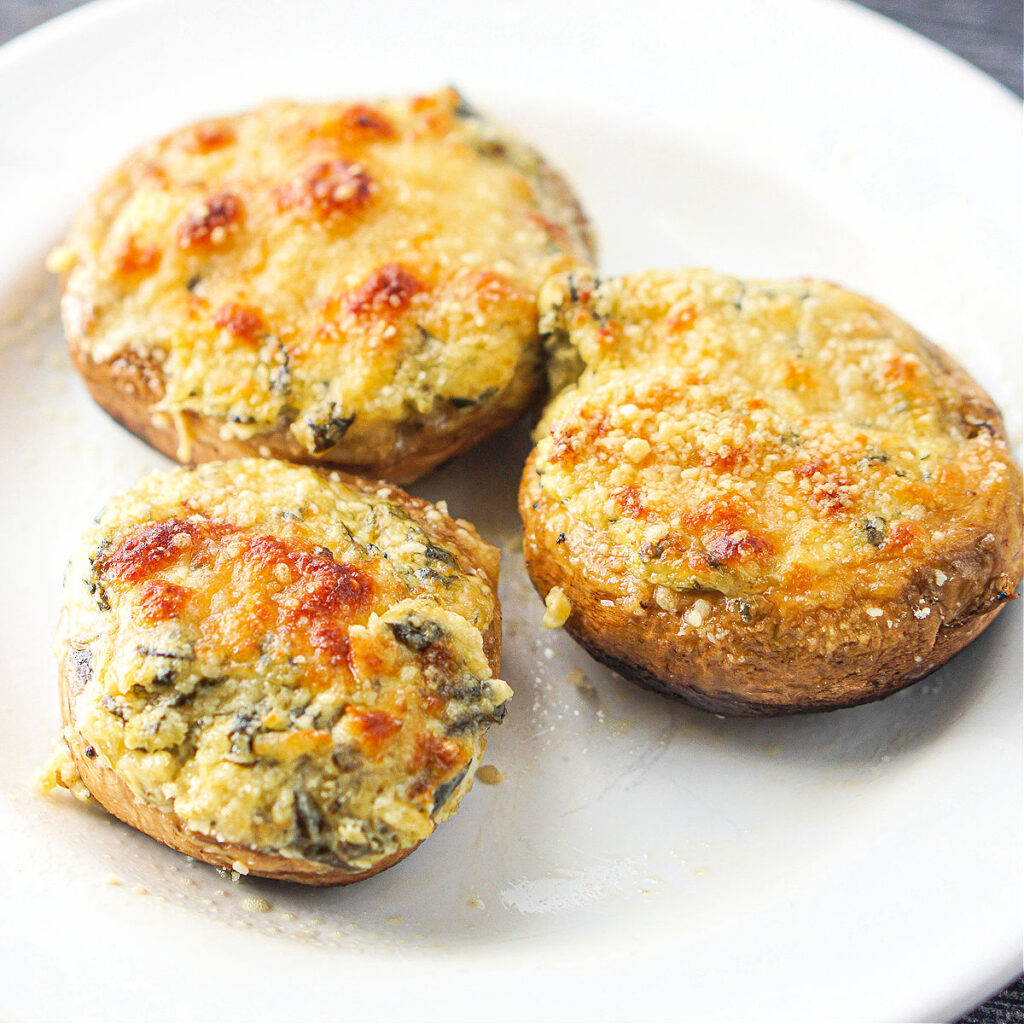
xmin=0 ymin=0 xmax=1020 ymax=1020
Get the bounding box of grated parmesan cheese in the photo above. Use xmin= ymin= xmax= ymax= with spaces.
xmin=542 ymin=586 xmax=572 ymax=628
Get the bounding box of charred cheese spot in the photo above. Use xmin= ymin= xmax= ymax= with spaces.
xmin=186 ymin=121 xmax=237 ymax=153
xmin=113 ymin=235 xmax=161 ymax=278
xmin=56 ymin=460 xmax=510 ymax=874
xmin=347 ymin=263 xmax=423 ymax=317
xmin=407 ymin=732 xmax=464 ymax=798
xmin=613 ymin=485 xmax=647 ymax=519
xmin=411 ymin=732 xmax=462 ymax=773
xmin=884 ymin=520 xmax=924 ymax=552
xmin=881 ymin=353 xmax=923 ymax=387
xmin=410 ymin=88 xmax=463 ymax=134
xmin=343 ymin=707 xmax=403 ymax=758
xmin=177 ymin=192 xmax=244 ymax=248
xmin=134 ymin=579 xmax=191 ymax=627
xmin=213 ymin=303 xmax=264 ymax=344
xmin=549 ymin=409 xmax=611 ymax=467
xmin=276 ymin=160 xmax=374 ymax=219
xmin=705 ymin=529 xmax=773 ymax=566
xmin=333 ymin=104 xmax=396 ymax=140
xmin=286 ymin=104 xmax=397 ymax=150
xmin=466 ymin=270 xmax=518 ymax=312
xmin=95 ymin=518 xmax=205 ymax=584
xmin=306 ymin=620 xmax=350 ymax=667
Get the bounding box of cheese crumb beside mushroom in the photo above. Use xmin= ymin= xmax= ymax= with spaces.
xmin=37 ymin=732 xmax=91 ymax=803
xmin=45 ymin=245 xmax=77 ymax=274
xmin=684 ymin=598 xmax=713 ymax=628
xmin=542 ymin=586 xmax=572 ymax=628
xmin=476 ymin=764 xmax=505 ymax=785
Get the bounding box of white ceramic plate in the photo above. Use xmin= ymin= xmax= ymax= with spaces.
xmin=1 ymin=1 xmax=1019 ymax=1020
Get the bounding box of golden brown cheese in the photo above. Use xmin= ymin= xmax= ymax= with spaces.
xmin=533 ymin=269 xmax=1022 ymax=617
xmin=51 ymin=459 xmax=510 ymax=872
xmin=53 ymin=89 xmax=593 ymax=474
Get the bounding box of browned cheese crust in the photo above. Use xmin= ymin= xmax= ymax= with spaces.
xmin=50 ymin=89 xmax=594 ymax=482
xmin=521 ymin=270 xmax=1023 ymax=714
xmin=58 ymin=675 xmax=416 ymax=886
xmin=49 ymin=460 xmax=510 ymax=883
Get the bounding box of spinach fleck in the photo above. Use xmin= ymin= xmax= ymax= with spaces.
xmin=389 ymin=615 xmax=444 ymax=652
xmin=863 ymin=517 xmax=887 ymax=548
xmin=306 ymin=404 xmax=355 ymax=453
xmin=431 ymin=763 xmax=470 ymax=816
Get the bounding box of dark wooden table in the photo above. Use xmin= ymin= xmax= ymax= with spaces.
xmin=1 ymin=1 xmax=1020 ymax=1020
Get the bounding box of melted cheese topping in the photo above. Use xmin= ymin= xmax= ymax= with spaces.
xmin=534 ymin=269 xmax=1020 ymax=611
xmin=56 ymin=460 xmax=510 ymax=870
xmin=59 ymin=89 xmax=591 ymax=454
